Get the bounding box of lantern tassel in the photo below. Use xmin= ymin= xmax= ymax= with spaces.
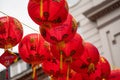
xmin=66 ymin=64 xmax=70 ymax=80
xmin=50 ymin=75 xmax=54 ymax=80
xmin=6 ymin=68 xmax=9 ymax=80
xmin=32 ymin=65 xmax=37 ymax=80
xmin=13 ymin=55 xmax=18 ymax=62
xmin=59 ymin=42 xmax=65 ymax=70
xmin=40 ymin=0 xmax=43 ymax=18
xmin=50 ymin=77 xmax=53 ymax=80
xmin=60 ymin=51 xmax=63 ymax=70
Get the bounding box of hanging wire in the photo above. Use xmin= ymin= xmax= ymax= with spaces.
xmin=0 ymin=10 xmax=39 ymax=33
xmin=22 ymin=22 xmax=39 ymax=33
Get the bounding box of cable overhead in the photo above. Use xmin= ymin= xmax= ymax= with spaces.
xmin=0 ymin=11 xmax=39 ymax=32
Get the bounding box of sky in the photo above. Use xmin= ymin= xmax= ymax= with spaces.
xmin=0 ymin=0 xmax=80 ymax=72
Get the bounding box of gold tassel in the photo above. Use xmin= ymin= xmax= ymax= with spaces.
xmin=58 ymin=41 xmax=65 ymax=70
xmin=66 ymin=64 xmax=70 ymax=80
xmin=11 ymin=51 xmax=18 ymax=63
xmin=60 ymin=51 xmax=63 ymax=70
xmin=40 ymin=0 xmax=43 ymax=18
xmin=50 ymin=77 xmax=53 ymax=80
xmin=32 ymin=65 xmax=37 ymax=80
xmin=50 ymin=75 xmax=53 ymax=80
xmin=14 ymin=58 xmax=18 ymax=63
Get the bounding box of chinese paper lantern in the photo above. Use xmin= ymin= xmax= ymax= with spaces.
xmin=42 ymin=56 xmax=68 ymax=79
xmin=40 ymin=14 xmax=78 ymax=44
xmin=18 ymin=33 xmax=50 ymax=64
xmin=50 ymin=33 xmax=84 ymax=74
xmin=109 ymin=69 xmax=120 ymax=80
xmin=50 ymin=33 xmax=83 ymax=80
xmin=89 ymin=56 xmax=111 ymax=80
xmin=50 ymin=33 xmax=84 ymax=64
xmin=28 ymin=0 xmax=69 ymax=25
xmin=18 ymin=33 xmax=50 ymax=79
xmin=0 ymin=16 xmax=23 ymax=49
xmin=71 ymin=42 xmax=100 ymax=74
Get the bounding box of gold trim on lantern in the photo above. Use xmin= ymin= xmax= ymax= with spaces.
xmin=40 ymin=0 xmax=43 ymax=18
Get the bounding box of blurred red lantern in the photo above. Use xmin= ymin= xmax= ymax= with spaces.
xmin=18 ymin=33 xmax=50 ymax=80
xmin=28 ymin=0 xmax=69 ymax=25
xmin=40 ymin=14 xmax=78 ymax=44
xmin=18 ymin=33 xmax=50 ymax=65
xmin=71 ymin=42 xmax=100 ymax=74
xmin=109 ymin=69 xmax=120 ymax=80
xmin=0 ymin=16 xmax=23 ymax=49
xmin=42 ymin=56 xmax=68 ymax=79
xmin=89 ymin=56 xmax=111 ymax=80
xmin=50 ymin=33 xmax=84 ymax=65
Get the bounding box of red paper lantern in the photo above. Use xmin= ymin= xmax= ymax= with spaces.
xmin=50 ymin=33 xmax=84 ymax=64
xmin=0 ymin=16 xmax=23 ymax=49
xmin=71 ymin=42 xmax=100 ymax=74
xmin=19 ymin=33 xmax=51 ymax=80
xmin=18 ymin=33 xmax=50 ymax=65
xmin=40 ymin=14 xmax=78 ymax=44
xmin=109 ymin=69 xmax=120 ymax=80
xmin=89 ymin=56 xmax=111 ymax=80
xmin=42 ymin=56 xmax=67 ymax=78
xmin=28 ymin=0 xmax=69 ymax=25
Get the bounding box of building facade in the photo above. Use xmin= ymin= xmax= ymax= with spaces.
xmin=0 ymin=0 xmax=120 ymax=80
xmin=70 ymin=0 xmax=120 ymax=68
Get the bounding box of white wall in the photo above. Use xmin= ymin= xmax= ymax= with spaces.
xmin=70 ymin=0 xmax=104 ymax=54
xmin=98 ymin=8 xmax=120 ymax=68
xmin=10 ymin=60 xmax=28 ymax=77
xmin=70 ymin=0 xmax=120 ymax=69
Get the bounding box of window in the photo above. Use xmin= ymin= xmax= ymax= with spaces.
xmin=10 ymin=62 xmax=18 ymax=77
xmin=67 ymin=0 xmax=81 ymax=7
xmin=10 ymin=60 xmax=28 ymax=78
